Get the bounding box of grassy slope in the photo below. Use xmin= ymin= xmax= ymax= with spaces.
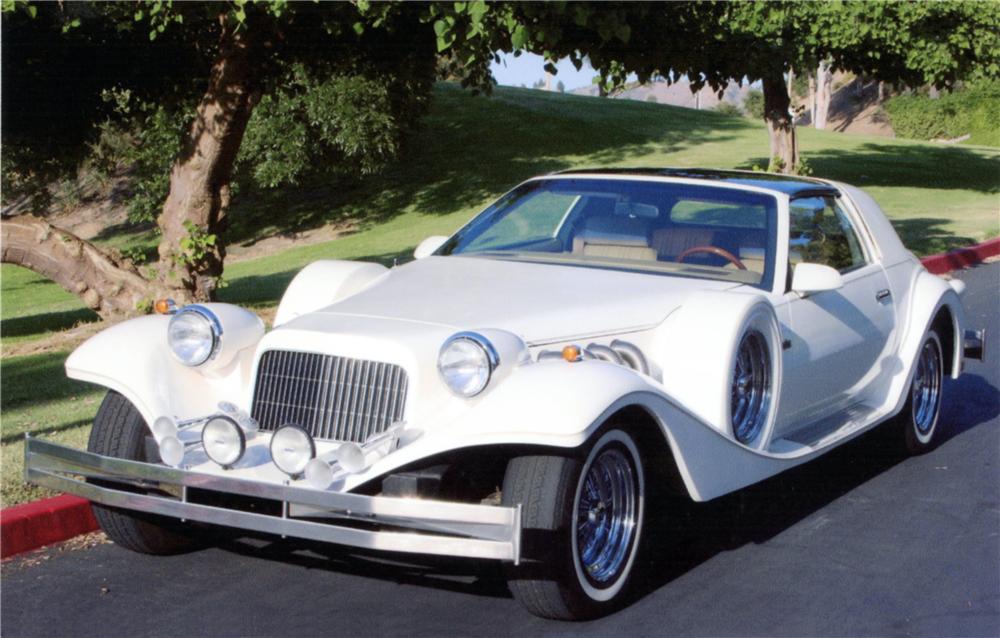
xmin=1 ymin=84 xmax=998 ymax=505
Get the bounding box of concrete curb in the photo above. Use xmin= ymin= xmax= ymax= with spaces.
xmin=1 ymin=238 xmax=997 ymax=559
xmin=1 ymin=494 xmax=97 ymax=559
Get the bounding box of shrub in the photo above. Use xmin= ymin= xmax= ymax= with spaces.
xmin=884 ymin=81 xmax=1000 ymax=146
xmin=713 ymin=102 xmax=742 ymax=117
xmin=743 ymin=89 xmax=764 ymax=119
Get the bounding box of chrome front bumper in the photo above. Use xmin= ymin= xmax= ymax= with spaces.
xmin=24 ymin=436 xmax=521 ymax=563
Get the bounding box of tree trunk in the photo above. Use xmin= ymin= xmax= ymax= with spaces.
xmin=0 ymin=17 xmax=263 ymax=319
xmin=808 ymin=74 xmax=816 ymax=125
xmin=762 ymin=75 xmax=797 ymax=174
xmin=2 ymin=215 xmax=155 ymax=320
xmin=814 ymin=61 xmax=832 ymax=130
xmin=156 ymin=18 xmax=260 ymax=301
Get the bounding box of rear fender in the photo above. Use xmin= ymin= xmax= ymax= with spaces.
xmin=887 ymin=269 xmax=966 ymax=415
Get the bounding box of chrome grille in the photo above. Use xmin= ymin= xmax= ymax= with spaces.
xmin=251 ymin=350 xmax=408 ymax=442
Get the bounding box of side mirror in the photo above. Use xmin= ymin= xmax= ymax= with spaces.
xmin=791 ymin=262 xmax=844 ymax=295
xmin=413 ymin=235 xmax=449 ymax=260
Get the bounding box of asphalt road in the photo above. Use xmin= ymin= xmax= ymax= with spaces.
xmin=4 ymin=263 xmax=998 ymax=638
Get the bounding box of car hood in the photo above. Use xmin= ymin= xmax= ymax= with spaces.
xmin=313 ymin=256 xmax=739 ymax=345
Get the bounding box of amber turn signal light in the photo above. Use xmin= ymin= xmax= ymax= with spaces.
xmin=562 ymin=345 xmax=582 ymax=362
xmin=154 ymin=298 xmax=176 ymax=314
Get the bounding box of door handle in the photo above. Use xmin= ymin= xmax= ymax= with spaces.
xmin=876 ymin=289 xmax=891 ymax=302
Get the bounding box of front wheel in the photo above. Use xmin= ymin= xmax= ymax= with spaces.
xmin=502 ymin=429 xmax=645 ymax=620
xmin=87 ymin=391 xmax=200 ymax=554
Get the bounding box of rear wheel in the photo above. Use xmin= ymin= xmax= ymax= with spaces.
xmin=87 ymin=391 xmax=199 ymax=554
xmin=502 ymin=429 xmax=645 ymax=620
xmin=897 ymin=330 xmax=944 ymax=455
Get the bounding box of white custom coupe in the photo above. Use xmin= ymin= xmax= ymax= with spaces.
xmin=26 ymin=168 xmax=985 ymax=619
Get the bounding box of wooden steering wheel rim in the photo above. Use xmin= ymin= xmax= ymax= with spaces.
xmin=676 ymin=245 xmax=747 ymax=270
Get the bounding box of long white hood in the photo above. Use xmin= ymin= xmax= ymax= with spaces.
xmin=314 ymin=256 xmax=739 ymax=344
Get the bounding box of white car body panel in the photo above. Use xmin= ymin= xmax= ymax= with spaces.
xmin=61 ymin=171 xmax=971 ymax=509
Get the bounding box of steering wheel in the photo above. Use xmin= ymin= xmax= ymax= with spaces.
xmin=676 ymin=245 xmax=747 ymax=270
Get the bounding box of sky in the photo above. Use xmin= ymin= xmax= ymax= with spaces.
xmin=489 ymin=52 xmax=597 ymax=91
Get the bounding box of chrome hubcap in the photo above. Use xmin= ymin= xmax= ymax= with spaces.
xmin=912 ymin=340 xmax=942 ymax=434
xmin=575 ymin=447 xmax=638 ymax=585
xmin=732 ymin=330 xmax=771 ymax=444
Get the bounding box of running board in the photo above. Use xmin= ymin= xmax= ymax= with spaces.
xmin=770 ymin=403 xmax=883 ymax=454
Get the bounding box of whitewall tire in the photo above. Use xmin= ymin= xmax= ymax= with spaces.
xmin=502 ymin=428 xmax=645 ymax=620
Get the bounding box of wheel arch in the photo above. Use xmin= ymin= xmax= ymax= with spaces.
xmin=930 ymin=304 xmax=958 ymax=377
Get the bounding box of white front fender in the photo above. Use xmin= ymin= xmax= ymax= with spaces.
xmin=65 ymin=314 xmax=258 ymax=431
xmin=361 ymin=360 xmax=820 ymax=503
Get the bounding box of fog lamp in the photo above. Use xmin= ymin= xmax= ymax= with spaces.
xmin=270 ymin=424 xmax=316 ymax=477
xmin=201 ymin=415 xmax=246 ymax=468
xmin=158 ymin=435 xmax=186 ymax=467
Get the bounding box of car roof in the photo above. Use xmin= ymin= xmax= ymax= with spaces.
xmin=551 ymin=167 xmax=841 ymax=198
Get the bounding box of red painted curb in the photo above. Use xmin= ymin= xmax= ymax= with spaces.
xmin=1 ymin=494 xmax=97 ymax=559
xmin=920 ymin=237 xmax=1000 ymax=275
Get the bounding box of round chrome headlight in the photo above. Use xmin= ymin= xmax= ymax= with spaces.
xmin=168 ymin=305 xmax=222 ymax=366
xmin=270 ymin=424 xmax=316 ymax=477
xmin=201 ymin=415 xmax=246 ymax=468
xmin=437 ymin=332 xmax=499 ymax=398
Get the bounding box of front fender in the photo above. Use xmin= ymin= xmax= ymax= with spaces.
xmin=65 ymin=314 xmax=257 ymax=432
xmin=362 ymin=360 xmax=813 ymax=503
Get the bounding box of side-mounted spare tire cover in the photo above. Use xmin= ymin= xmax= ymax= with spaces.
xmin=651 ymin=291 xmax=781 ymax=449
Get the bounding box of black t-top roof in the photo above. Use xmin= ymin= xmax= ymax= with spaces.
xmin=553 ymin=167 xmax=840 ymax=198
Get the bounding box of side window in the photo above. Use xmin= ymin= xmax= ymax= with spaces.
xmin=789 ymin=196 xmax=867 ymax=273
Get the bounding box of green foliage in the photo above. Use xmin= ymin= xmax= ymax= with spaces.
xmin=793 ymin=156 xmax=813 ymax=177
xmin=791 ymin=73 xmax=811 ymax=99
xmin=743 ymin=90 xmax=764 ymax=119
xmin=884 ymin=82 xmax=1000 ymax=146
xmin=88 ymin=90 xmax=190 ymax=223
xmin=713 ymin=102 xmax=742 ymax=117
xmin=176 ymin=220 xmax=217 ymax=267
xmin=238 ymin=63 xmax=429 ymax=189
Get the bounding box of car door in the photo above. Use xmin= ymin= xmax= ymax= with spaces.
xmin=775 ymin=195 xmax=896 ymax=433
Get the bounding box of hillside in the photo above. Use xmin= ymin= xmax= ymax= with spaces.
xmin=3 ymin=83 xmax=999 ymax=346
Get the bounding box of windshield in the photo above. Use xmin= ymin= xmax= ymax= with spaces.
xmin=438 ymin=178 xmax=779 ymax=289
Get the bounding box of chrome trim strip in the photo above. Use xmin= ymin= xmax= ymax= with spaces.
xmin=24 ymin=436 xmax=520 ymax=562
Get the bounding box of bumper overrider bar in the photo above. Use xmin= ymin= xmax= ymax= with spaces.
xmin=24 ymin=436 xmax=521 ymax=563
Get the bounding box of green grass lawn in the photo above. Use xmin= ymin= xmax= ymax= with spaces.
xmin=1 ymin=83 xmax=998 ymax=506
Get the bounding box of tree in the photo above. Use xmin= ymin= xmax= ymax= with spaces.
xmin=435 ymin=2 xmax=999 ymax=173
xmin=2 ymin=1 xmax=444 ymax=316
xmin=813 ymin=61 xmax=833 ymax=130
xmin=556 ymin=80 xmax=565 ymax=93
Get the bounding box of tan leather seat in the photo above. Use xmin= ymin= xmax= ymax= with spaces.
xmin=572 ymin=216 xmax=656 ymax=261
xmin=581 ymin=243 xmax=657 ymax=261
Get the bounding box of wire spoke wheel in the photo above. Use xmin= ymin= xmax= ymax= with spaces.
xmin=574 ymin=447 xmax=638 ymax=585
xmin=911 ymin=339 xmax=942 ymax=434
xmin=731 ymin=330 xmax=771 ymax=444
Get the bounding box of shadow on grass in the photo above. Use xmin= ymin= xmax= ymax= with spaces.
xmin=890 ymin=218 xmax=979 ymax=255
xmin=0 ymin=351 xmax=93 ymax=411
xmin=806 ymin=142 xmax=999 ymax=192
xmin=223 ymin=85 xmax=752 ymax=247
xmin=0 ymin=307 xmax=99 ymax=340
xmin=0 ymin=418 xmax=92 ymax=444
